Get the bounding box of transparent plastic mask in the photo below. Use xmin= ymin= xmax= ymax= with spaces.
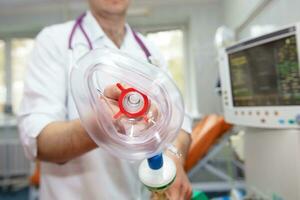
xmin=70 ymin=48 xmax=184 ymax=160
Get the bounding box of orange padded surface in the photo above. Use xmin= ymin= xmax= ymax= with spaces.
xmin=185 ymin=115 xmax=232 ymax=172
xmin=30 ymin=161 xmax=40 ymax=187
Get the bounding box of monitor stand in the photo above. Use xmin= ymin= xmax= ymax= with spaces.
xmin=244 ymin=127 xmax=300 ymax=199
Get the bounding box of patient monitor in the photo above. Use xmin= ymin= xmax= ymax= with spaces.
xmin=219 ymin=25 xmax=300 ymax=128
xmin=219 ymin=25 xmax=300 ymax=199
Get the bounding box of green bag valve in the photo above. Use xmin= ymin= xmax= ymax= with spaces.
xmin=191 ymin=191 xmax=209 ymax=200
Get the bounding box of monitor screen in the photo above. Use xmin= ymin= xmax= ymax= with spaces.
xmin=228 ymin=35 xmax=300 ymax=107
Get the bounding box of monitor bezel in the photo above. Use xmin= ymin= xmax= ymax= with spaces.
xmin=227 ymin=30 xmax=300 ymax=107
xmin=219 ymin=23 xmax=300 ymax=128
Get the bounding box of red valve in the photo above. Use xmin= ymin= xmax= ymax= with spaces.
xmin=113 ymin=83 xmax=149 ymax=122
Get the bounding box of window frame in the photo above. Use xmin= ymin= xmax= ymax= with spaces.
xmin=135 ymin=24 xmax=196 ymax=115
xmin=0 ymin=30 xmax=37 ymax=115
xmin=146 ymin=29 xmax=186 ymax=94
xmin=0 ymin=39 xmax=6 ymax=114
xmin=11 ymin=38 xmax=35 ymax=114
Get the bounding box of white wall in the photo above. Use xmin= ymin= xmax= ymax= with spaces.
xmin=223 ymin=0 xmax=264 ymax=31
xmin=223 ymin=0 xmax=300 ymax=39
xmin=129 ymin=2 xmax=224 ymax=117
xmin=0 ymin=5 xmax=84 ymax=37
xmin=240 ymin=0 xmax=300 ymax=38
xmin=132 ymin=2 xmax=223 ymax=116
xmin=188 ymin=4 xmax=223 ymax=116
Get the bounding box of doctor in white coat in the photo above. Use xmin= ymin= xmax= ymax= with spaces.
xmin=18 ymin=0 xmax=192 ymax=199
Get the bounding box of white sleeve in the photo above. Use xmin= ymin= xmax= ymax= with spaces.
xmin=17 ymin=27 xmax=68 ymax=160
xmin=137 ymin=33 xmax=193 ymax=134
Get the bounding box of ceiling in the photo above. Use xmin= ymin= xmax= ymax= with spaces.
xmin=0 ymin=0 xmax=217 ymax=6
xmin=0 ymin=0 xmax=221 ymax=35
xmin=0 ymin=0 xmax=220 ymax=16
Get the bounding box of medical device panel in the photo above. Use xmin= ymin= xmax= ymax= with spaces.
xmin=219 ymin=25 xmax=300 ymax=128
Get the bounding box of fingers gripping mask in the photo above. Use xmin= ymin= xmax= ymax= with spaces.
xmin=71 ymin=48 xmax=184 ymax=191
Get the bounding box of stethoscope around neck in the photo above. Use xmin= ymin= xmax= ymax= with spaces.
xmin=68 ymin=12 xmax=153 ymax=63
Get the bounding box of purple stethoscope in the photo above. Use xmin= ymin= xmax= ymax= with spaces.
xmin=68 ymin=12 xmax=153 ymax=63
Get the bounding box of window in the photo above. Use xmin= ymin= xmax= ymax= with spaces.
xmin=12 ymin=39 xmax=34 ymax=113
xmin=146 ymin=30 xmax=186 ymax=96
xmin=0 ymin=41 xmax=5 ymax=113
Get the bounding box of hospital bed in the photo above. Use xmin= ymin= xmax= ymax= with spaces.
xmin=186 ymin=115 xmax=245 ymax=193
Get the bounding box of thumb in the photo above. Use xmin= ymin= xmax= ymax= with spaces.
xmin=103 ymin=84 xmax=122 ymax=100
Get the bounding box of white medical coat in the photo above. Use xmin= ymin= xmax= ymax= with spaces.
xmin=18 ymin=11 xmax=191 ymax=200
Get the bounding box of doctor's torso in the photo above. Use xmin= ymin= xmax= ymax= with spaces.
xmin=33 ymin=12 xmax=162 ymax=200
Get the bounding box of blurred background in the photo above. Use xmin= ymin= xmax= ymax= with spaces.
xmin=1 ymin=0 xmax=300 ymax=199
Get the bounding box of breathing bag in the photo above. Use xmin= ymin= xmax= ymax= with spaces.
xmin=70 ymin=48 xmax=184 ymax=160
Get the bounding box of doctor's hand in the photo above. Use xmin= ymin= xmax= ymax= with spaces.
xmin=162 ymin=130 xmax=192 ymax=200
xmin=102 ymin=84 xmax=159 ymax=133
xmin=165 ymin=153 xmax=192 ymax=200
xmin=103 ymin=84 xmax=122 ymax=100
xmin=103 ymin=84 xmax=159 ymax=118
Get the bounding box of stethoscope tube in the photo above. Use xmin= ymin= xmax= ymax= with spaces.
xmin=68 ymin=13 xmax=93 ymax=50
xmin=68 ymin=12 xmax=151 ymax=61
